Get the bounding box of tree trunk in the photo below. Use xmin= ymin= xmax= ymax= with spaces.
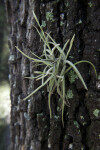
xmin=5 ymin=0 xmax=100 ymax=150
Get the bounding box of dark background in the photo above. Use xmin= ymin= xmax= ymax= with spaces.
xmin=0 ymin=0 xmax=9 ymax=81
xmin=0 ymin=0 xmax=10 ymax=150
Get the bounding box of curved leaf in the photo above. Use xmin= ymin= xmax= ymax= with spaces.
xmin=65 ymin=60 xmax=88 ymax=90
xmin=65 ymin=60 xmax=97 ymax=78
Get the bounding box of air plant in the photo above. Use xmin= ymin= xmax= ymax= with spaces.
xmin=16 ymin=11 xmax=97 ymax=126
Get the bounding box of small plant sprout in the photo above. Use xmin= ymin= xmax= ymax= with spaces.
xmin=88 ymin=2 xmax=93 ymax=8
xmin=93 ymin=109 xmax=100 ymax=117
xmin=66 ymin=89 xmax=74 ymax=99
xmin=16 ymin=11 xmax=97 ymax=126
xmin=46 ymin=11 xmax=54 ymax=22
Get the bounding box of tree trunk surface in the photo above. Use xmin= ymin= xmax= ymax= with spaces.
xmin=5 ymin=0 xmax=100 ymax=150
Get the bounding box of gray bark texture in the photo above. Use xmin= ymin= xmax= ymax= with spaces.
xmin=5 ymin=0 xmax=100 ymax=150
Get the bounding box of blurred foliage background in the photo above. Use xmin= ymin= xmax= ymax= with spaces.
xmin=0 ymin=0 xmax=10 ymax=150
xmin=0 ymin=0 xmax=9 ymax=80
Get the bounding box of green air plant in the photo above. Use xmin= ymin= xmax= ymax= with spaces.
xmin=16 ymin=11 xmax=97 ymax=126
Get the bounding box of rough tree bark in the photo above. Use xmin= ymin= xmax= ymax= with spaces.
xmin=5 ymin=0 xmax=100 ymax=150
